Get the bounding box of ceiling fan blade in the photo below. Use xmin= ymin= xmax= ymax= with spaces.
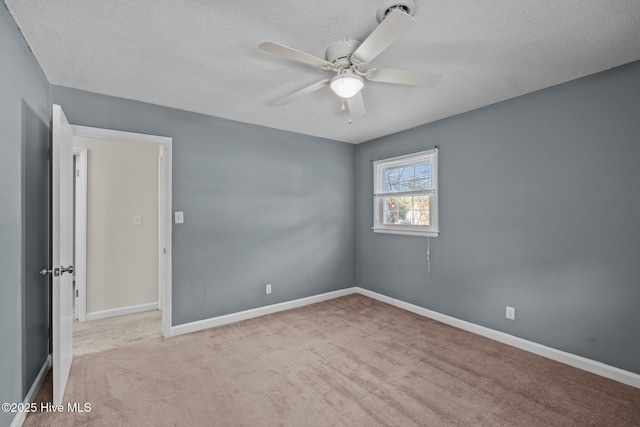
xmin=275 ymin=79 xmax=330 ymax=106
xmin=366 ymin=68 xmax=441 ymax=87
xmin=259 ymin=42 xmax=333 ymax=69
xmin=351 ymin=10 xmax=415 ymax=65
xmin=347 ymin=92 xmax=366 ymax=117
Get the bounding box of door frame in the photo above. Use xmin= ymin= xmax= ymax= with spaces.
xmin=73 ymin=147 xmax=87 ymax=322
xmin=70 ymin=125 xmax=173 ymax=337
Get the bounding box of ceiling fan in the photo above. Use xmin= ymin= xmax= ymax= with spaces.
xmin=258 ymin=1 xmax=441 ymax=120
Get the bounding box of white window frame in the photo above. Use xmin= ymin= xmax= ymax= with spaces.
xmin=372 ymin=148 xmax=439 ymax=237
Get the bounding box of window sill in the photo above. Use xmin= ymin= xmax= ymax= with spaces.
xmin=372 ymin=227 xmax=439 ymax=237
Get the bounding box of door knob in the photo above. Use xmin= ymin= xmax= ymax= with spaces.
xmin=60 ymin=265 xmax=74 ymax=275
xmin=40 ymin=268 xmax=60 ymax=277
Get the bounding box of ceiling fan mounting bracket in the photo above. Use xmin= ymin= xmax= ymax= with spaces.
xmin=376 ymin=0 xmax=417 ymax=23
xmin=326 ymin=39 xmax=362 ymax=68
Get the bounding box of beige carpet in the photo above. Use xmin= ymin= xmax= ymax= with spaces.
xmin=26 ymin=295 xmax=640 ymax=426
xmin=73 ymin=310 xmax=162 ymax=356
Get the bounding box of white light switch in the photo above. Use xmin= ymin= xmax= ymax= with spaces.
xmin=174 ymin=211 xmax=184 ymax=224
xmin=133 ymin=215 xmax=143 ymax=226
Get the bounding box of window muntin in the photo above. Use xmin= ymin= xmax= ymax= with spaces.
xmin=373 ymin=149 xmax=438 ymax=237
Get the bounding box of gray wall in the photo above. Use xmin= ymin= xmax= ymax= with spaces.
xmin=1 ymin=4 xmax=51 ymax=427
xmin=50 ymin=86 xmax=356 ymax=326
xmin=355 ymin=60 xmax=640 ymax=375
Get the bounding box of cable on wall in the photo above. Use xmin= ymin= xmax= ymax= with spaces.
xmin=427 ymin=236 xmax=431 ymax=272
xmin=427 ymin=145 xmax=437 ymax=272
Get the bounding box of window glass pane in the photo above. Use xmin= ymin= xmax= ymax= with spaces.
xmin=382 ymin=162 xmax=431 ymax=193
xmin=414 ymin=178 xmax=430 ymax=190
xmin=414 ymin=164 xmax=432 ymax=189
xmin=383 ymin=196 xmax=430 ymax=225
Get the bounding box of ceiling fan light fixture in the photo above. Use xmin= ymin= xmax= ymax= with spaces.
xmin=330 ymin=71 xmax=364 ymax=98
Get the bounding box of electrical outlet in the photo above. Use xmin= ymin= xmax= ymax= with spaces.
xmin=266 ymin=284 xmax=272 ymax=295
xmin=506 ymin=306 xmax=515 ymax=320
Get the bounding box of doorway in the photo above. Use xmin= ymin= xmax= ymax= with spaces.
xmin=49 ymin=105 xmax=173 ymax=405
xmin=70 ymin=125 xmax=172 ymax=351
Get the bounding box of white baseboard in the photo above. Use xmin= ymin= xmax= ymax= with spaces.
xmin=10 ymin=355 xmax=51 ymax=427
xmin=170 ymin=288 xmax=358 ymax=337
xmin=356 ymin=287 xmax=640 ymax=389
xmin=86 ymin=301 xmax=158 ymax=321
xmin=166 ymin=284 xmax=639 ymax=389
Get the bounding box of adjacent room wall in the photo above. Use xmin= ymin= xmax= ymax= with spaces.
xmin=51 ymin=86 xmax=356 ymax=326
xmin=355 ymin=60 xmax=640 ymax=375
xmin=0 ymin=4 xmax=50 ymax=427
xmin=74 ymin=136 xmax=159 ymax=314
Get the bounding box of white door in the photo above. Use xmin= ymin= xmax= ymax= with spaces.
xmin=52 ymin=104 xmax=74 ymax=406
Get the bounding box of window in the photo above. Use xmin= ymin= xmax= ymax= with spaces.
xmin=373 ymin=148 xmax=439 ymax=237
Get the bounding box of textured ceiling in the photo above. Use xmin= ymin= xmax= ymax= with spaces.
xmin=6 ymin=0 xmax=640 ymax=143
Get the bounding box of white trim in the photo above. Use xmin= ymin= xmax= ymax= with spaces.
xmin=170 ymin=288 xmax=358 ymax=337
xmin=70 ymin=125 xmax=172 ymax=338
xmin=72 ymin=148 xmax=87 ymax=322
xmin=71 ymin=125 xmax=172 ymax=145
xmin=157 ymin=147 xmax=164 ymax=310
xmin=355 ymin=287 xmax=640 ymax=389
xmin=374 ymin=189 xmax=435 ymax=198
xmin=86 ymin=302 xmax=159 ymax=322
xmin=372 ymin=227 xmax=439 ymax=237
xmin=10 ymin=355 xmax=51 ymax=427
xmin=161 ymin=141 xmax=172 ymax=338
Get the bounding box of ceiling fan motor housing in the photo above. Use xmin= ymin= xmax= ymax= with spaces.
xmin=326 ymin=39 xmax=362 ymax=68
xmin=376 ymin=0 xmax=417 ymax=23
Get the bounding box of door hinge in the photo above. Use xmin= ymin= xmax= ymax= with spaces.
xmin=76 ymin=169 xmax=80 ymax=177
xmin=163 ymin=248 xmax=166 ymax=254
xmin=76 ymin=289 xmax=79 ymax=298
